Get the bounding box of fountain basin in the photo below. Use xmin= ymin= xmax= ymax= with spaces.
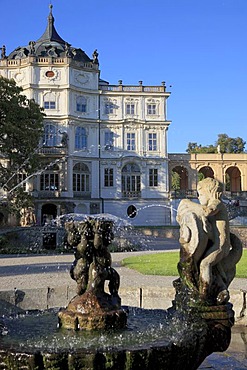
xmin=0 ymin=304 xmax=232 ymax=370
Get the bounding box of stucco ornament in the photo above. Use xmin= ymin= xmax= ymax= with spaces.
xmin=176 ymin=177 xmax=242 ymax=305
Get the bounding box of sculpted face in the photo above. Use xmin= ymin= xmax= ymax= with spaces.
xmin=197 ymin=185 xmax=210 ymax=206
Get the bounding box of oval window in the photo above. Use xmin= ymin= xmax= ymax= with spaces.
xmin=46 ymin=71 xmax=55 ymax=78
xmin=127 ymin=205 xmax=137 ymax=219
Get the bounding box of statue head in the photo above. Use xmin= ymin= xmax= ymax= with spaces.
xmin=197 ymin=178 xmax=222 ymax=206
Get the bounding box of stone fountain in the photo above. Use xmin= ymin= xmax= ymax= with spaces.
xmin=0 ymin=178 xmax=242 ymax=369
xmin=58 ymin=217 xmax=127 ymax=330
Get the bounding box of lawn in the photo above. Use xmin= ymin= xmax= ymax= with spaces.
xmin=122 ymin=249 xmax=247 ymax=278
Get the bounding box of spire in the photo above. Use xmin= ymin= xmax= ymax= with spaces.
xmin=36 ymin=4 xmax=66 ymax=44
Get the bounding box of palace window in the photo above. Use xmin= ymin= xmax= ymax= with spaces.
xmin=121 ymin=163 xmax=141 ymax=198
xmin=148 ymin=133 xmax=157 ymax=151
xmin=104 ymin=131 xmax=114 ymax=150
xmin=43 ymin=124 xmax=57 ymax=146
xmin=126 ymin=103 xmax=135 ymax=115
xmin=104 ymin=168 xmax=114 ymax=187
xmin=147 ymin=104 xmax=157 ymax=115
xmin=76 ymin=96 xmax=87 ymax=113
xmin=40 ymin=165 xmax=60 ymax=191
xmin=75 ymin=127 xmax=87 ymax=150
xmin=73 ymin=163 xmax=90 ymax=192
xmin=126 ymin=132 xmax=136 ymax=151
xmin=104 ymin=102 xmax=114 ymax=114
xmin=43 ymin=92 xmax=56 ymax=109
xmin=149 ymin=168 xmax=158 ymax=187
xmin=16 ymin=172 xmax=27 ymax=190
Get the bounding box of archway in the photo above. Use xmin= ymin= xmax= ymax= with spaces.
xmin=198 ymin=166 xmax=214 ymax=181
xmin=225 ymin=166 xmax=241 ymax=192
xmin=171 ymin=166 xmax=188 ymax=190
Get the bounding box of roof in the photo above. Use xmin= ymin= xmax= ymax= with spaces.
xmin=6 ymin=5 xmax=95 ymax=64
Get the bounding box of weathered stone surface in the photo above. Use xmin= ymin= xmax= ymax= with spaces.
xmin=119 ymin=287 xmax=141 ymax=307
xmin=47 ymin=285 xmax=69 ymax=309
xmin=15 ymin=288 xmax=48 ymax=310
xmin=142 ymin=286 xmax=175 ymax=309
xmin=58 ymin=290 xmax=127 ymax=330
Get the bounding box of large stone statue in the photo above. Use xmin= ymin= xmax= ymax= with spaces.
xmin=176 ymin=177 xmax=242 ymax=306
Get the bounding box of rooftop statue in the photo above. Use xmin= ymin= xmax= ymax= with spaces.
xmin=176 ymin=177 xmax=242 ymax=306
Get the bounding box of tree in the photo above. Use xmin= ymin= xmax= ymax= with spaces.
xmin=186 ymin=134 xmax=246 ymax=154
xmin=186 ymin=142 xmax=217 ymax=154
xmin=0 ymin=76 xmax=44 ymax=216
xmin=216 ymin=134 xmax=245 ymax=153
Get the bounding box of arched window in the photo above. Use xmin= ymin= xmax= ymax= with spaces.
xmin=44 ymin=92 xmax=56 ymax=109
xmin=75 ymin=127 xmax=87 ymax=150
xmin=73 ymin=163 xmax=90 ymax=192
xmin=76 ymin=96 xmax=87 ymax=113
xmin=121 ymin=163 xmax=141 ymax=198
xmin=40 ymin=164 xmax=59 ymax=191
xmin=225 ymin=166 xmax=241 ymax=192
xmin=43 ymin=124 xmax=57 ymax=146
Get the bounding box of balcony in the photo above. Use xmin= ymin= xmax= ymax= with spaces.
xmin=100 ymin=83 xmax=168 ymax=94
xmin=73 ymin=191 xmax=91 ymax=199
xmin=37 ymin=147 xmax=67 ymax=155
xmin=122 ymin=191 xmax=141 ymax=199
xmin=33 ymin=191 xmax=60 ymax=199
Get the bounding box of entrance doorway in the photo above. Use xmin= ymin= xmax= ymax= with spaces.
xmin=41 ymin=204 xmax=57 ymax=225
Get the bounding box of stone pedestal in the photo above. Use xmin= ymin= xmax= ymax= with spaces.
xmin=58 ymin=291 xmax=127 ymax=330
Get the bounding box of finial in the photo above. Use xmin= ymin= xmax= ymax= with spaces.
xmin=49 ymin=3 xmax=53 ymax=14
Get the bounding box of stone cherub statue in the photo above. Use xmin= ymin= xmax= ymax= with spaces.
xmin=59 ymin=217 xmax=126 ymax=330
xmin=176 ymin=177 xmax=242 ymax=305
xmin=65 ymin=217 xmax=120 ymax=302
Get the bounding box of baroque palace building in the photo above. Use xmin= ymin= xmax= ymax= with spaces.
xmin=0 ymin=5 xmax=172 ymax=227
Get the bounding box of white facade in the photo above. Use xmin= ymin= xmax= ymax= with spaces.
xmin=0 ymin=6 xmax=172 ymax=226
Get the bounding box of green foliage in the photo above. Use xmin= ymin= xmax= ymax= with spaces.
xmin=216 ymin=133 xmax=245 ymax=153
xmin=186 ymin=134 xmax=246 ymax=154
xmin=8 ymin=188 xmax=35 ymax=216
xmin=171 ymin=171 xmax=181 ymax=190
xmin=198 ymin=172 xmax=205 ymax=182
xmin=186 ymin=142 xmax=216 ymax=154
xmin=0 ymin=76 xmax=45 ymax=216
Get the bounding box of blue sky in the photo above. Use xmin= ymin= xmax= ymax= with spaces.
xmin=1 ymin=0 xmax=246 ymax=153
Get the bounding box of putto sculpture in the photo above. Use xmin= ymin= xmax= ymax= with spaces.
xmin=176 ymin=177 xmax=242 ymax=307
xmin=58 ymin=216 xmax=127 ymax=330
